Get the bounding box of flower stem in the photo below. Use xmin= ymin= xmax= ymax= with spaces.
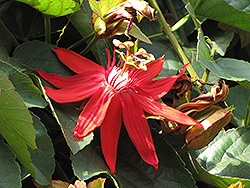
xmin=148 ymin=0 xmax=199 ymax=79
xmin=43 ymin=14 xmax=51 ymax=44
xmin=67 ymin=32 xmax=95 ymax=50
xmin=148 ymin=32 xmax=164 ymax=38
xmin=79 ymin=35 xmax=100 ymax=56
xmin=243 ymin=95 xmax=250 ymax=127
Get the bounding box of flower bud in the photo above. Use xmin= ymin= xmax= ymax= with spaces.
xmin=186 ymin=108 xmax=232 ymax=150
xmin=91 ymin=0 xmax=155 ymax=39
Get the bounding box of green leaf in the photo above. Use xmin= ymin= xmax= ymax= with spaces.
xmin=192 ymin=126 xmax=250 ymax=185
xmin=16 ymin=0 xmax=80 ymax=17
xmin=189 ymin=0 xmax=250 ymax=31
xmin=0 ymin=70 xmax=36 ymax=177
xmin=225 ymin=85 xmax=250 ymax=126
xmin=200 ymin=58 xmax=250 ymax=91
xmin=197 ymin=29 xmax=214 ymax=62
xmin=0 ymin=41 xmax=47 ymax=108
xmin=0 ymin=70 xmax=36 ymax=149
xmin=196 ymin=29 xmax=250 ymax=90
xmin=51 ymin=102 xmax=94 ymax=154
xmin=189 ymin=0 xmax=250 ymax=47
xmin=28 ymin=112 xmax=55 ymax=185
xmin=182 ymin=152 xmax=250 ymax=188
xmin=12 ymin=40 xmax=94 ymax=154
xmin=71 ymin=138 xmax=110 ymax=181
xmin=129 ymin=22 xmax=152 ymax=44
xmin=0 ymin=136 xmax=21 ymax=188
xmin=88 ymin=0 xmax=122 ymax=18
xmin=218 ymin=22 xmax=250 ymax=48
xmin=88 ymin=0 xmax=103 ymax=18
xmin=224 ymin=0 xmax=250 ymax=12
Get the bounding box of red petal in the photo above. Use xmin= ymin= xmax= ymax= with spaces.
xmin=132 ymin=57 xmax=164 ymax=81
xmin=120 ymin=91 xmax=159 ymax=169
xmin=74 ymin=87 xmax=115 ymax=138
xmin=100 ymin=94 xmax=122 ymax=173
xmin=35 ymin=69 xmax=104 ymax=89
xmin=44 ymin=79 xmax=102 ymax=103
xmin=137 ymin=94 xmax=203 ymax=127
xmin=135 ymin=63 xmax=189 ymax=99
xmin=53 ymin=48 xmax=104 ymax=73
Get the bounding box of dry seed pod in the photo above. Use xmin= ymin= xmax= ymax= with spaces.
xmin=186 ymin=108 xmax=232 ymax=150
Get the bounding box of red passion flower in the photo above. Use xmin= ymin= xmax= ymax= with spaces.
xmin=35 ymin=47 xmax=202 ymax=172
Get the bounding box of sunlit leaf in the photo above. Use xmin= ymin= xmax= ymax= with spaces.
xmin=0 ymin=136 xmax=21 ymax=188
xmin=193 ymin=127 xmax=250 ymax=181
xmin=0 ymin=70 xmax=36 ymax=149
xmin=196 ymin=29 xmax=250 ymax=91
xmin=0 ymin=70 xmax=36 ymax=177
xmin=189 ymin=0 xmax=250 ymax=47
xmin=182 ymin=152 xmax=250 ymax=188
xmin=88 ymin=0 xmax=122 ymax=18
xmin=16 ymin=0 xmax=80 ymax=17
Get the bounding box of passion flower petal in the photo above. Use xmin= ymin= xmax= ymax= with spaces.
xmin=44 ymin=82 xmax=102 ymax=103
xmin=136 ymin=94 xmax=203 ymax=127
xmin=74 ymin=87 xmax=115 ymax=138
xmin=101 ymin=94 xmax=122 ymax=173
xmin=35 ymin=69 xmax=104 ymax=89
xmin=134 ymin=63 xmax=189 ymax=99
xmin=121 ymin=91 xmax=159 ymax=169
xmin=53 ymin=48 xmax=105 ymax=74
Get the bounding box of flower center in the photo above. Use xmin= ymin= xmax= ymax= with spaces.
xmin=106 ymin=66 xmax=130 ymax=93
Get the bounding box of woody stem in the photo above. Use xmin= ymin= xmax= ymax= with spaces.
xmin=148 ymin=0 xmax=199 ymax=80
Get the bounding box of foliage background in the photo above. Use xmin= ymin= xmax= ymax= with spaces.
xmin=0 ymin=0 xmax=250 ymax=187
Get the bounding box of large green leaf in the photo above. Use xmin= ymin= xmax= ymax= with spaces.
xmin=189 ymin=0 xmax=250 ymax=31
xmin=12 ymin=40 xmax=94 ymax=154
xmin=189 ymin=0 xmax=250 ymax=47
xmin=192 ymin=127 xmax=250 ymax=185
xmin=0 ymin=136 xmax=21 ymax=188
xmin=182 ymin=152 xmax=250 ymax=188
xmin=0 ymin=70 xmax=36 ymax=149
xmin=28 ymin=112 xmax=55 ymax=185
xmin=72 ymin=128 xmax=197 ymax=188
xmin=0 ymin=40 xmax=47 ymax=108
xmin=0 ymin=70 xmax=36 ymax=177
xmin=196 ymin=29 xmax=250 ymax=91
xmin=226 ymin=85 xmax=250 ymax=126
xmin=16 ymin=0 xmax=80 ymax=17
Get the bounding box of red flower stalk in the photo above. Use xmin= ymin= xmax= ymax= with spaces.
xmin=35 ymin=48 xmax=202 ymax=172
